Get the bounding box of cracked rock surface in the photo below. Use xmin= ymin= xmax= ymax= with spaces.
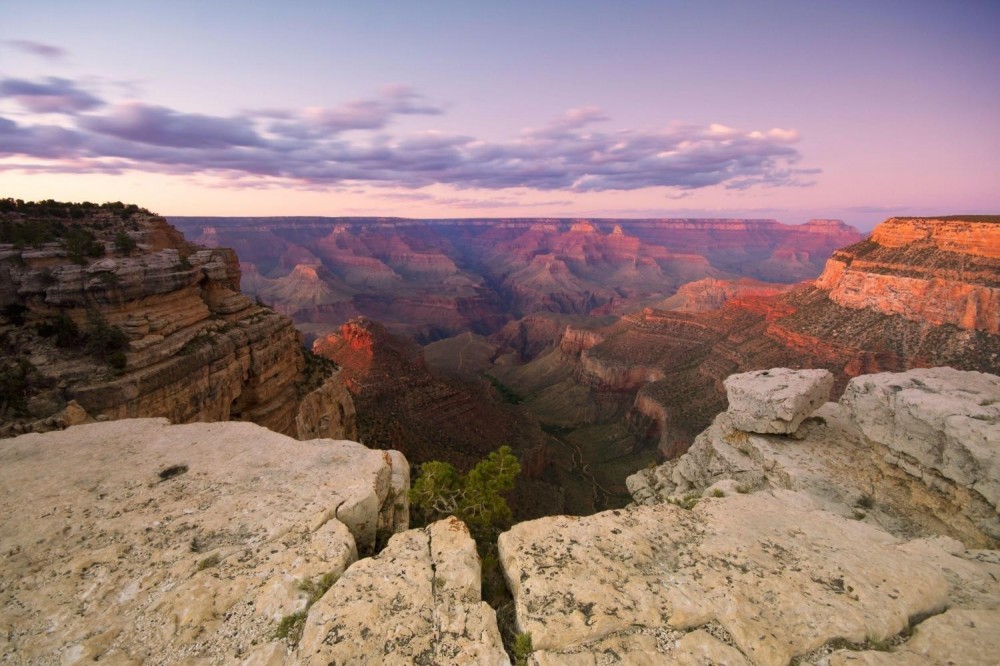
xmin=297 ymin=516 xmax=508 ymax=665
xmin=499 ymin=490 xmax=992 ymax=666
xmin=0 ymin=418 xmax=407 ymax=664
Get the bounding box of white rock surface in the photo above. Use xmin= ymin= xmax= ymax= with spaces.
xmin=825 ymin=609 xmax=1000 ymax=665
xmin=723 ymin=368 xmax=834 ymax=434
xmin=629 ymin=368 xmax=1000 ymax=547
xmin=0 ymin=418 xmax=408 ymax=664
xmin=500 ymin=490 xmax=961 ymax=666
xmin=841 ymin=368 xmax=1000 ymax=512
xmin=298 ymin=516 xmax=509 ymax=665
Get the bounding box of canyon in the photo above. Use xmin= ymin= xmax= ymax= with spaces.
xmin=489 ymin=217 xmax=1000 ymax=472
xmin=168 ymin=213 xmax=998 ymax=515
xmin=2 ymin=204 xmax=999 ymax=664
xmin=169 ymin=216 xmax=860 ymax=343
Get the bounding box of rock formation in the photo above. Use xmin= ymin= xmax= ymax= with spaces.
xmin=816 ymin=217 xmax=999 ymax=333
xmin=3 ymin=368 xmax=998 ymax=665
xmin=297 ymin=517 xmax=508 ymax=665
xmin=169 ymin=216 xmax=860 ymax=341
xmin=0 ymin=418 xmax=409 ymax=663
xmin=499 ymin=368 xmax=1000 ymax=664
xmin=0 ymin=203 xmax=354 ymax=440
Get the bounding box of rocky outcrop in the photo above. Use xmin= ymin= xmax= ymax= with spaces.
xmin=657 ymin=277 xmax=795 ymax=312
xmin=0 ymin=418 xmax=409 ymax=663
xmin=629 ymin=367 xmax=1000 ymax=546
xmin=295 ymin=370 xmax=358 ymax=441
xmin=842 ymin=368 xmax=1000 ymax=533
xmin=296 ymin=517 xmax=508 ymax=665
xmin=500 ymin=368 xmax=1000 ymax=665
xmin=723 ymin=368 xmax=834 ymax=434
xmin=0 ymin=205 xmax=353 ymax=440
xmin=498 ymin=492 xmax=993 ymax=666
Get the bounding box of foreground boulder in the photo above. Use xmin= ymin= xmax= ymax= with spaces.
xmin=630 ymin=367 xmax=1000 ymax=546
xmin=294 ymin=516 xmax=508 ymax=665
xmin=0 ymin=419 xmax=407 ymax=664
xmin=841 ymin=368 xmax=1000 ymax=517
xmin=723 ymin=368 xmax=834 ymax=434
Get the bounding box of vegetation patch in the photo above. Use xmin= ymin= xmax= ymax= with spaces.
xmin=273 ymin=572 xmax=341 ymax=646
xmin=513 ymin=632 xmax=533 ymax=666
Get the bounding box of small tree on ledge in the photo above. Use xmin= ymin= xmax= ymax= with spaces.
xmin=409 ymin=445 xmax=521 ymax=546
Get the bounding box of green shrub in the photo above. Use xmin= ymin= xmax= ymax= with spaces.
xmin=513 ymin=632 xmax=533 ymax=666
xmin=36 ymin=312 xmax=82 ymax=348
xmin=83 ymin=309 xmax=129 ymax=363
xmin=410 ymin=445 xmax=521 ymax=547
xmin=273 ymin=610 xmax=307 ymax=644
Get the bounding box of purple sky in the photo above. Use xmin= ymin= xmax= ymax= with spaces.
xmin=1 ymin=1 xmax=998 ymax=230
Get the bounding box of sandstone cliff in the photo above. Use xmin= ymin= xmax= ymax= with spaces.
xmin=816 ymin=217 xmax=999 ymax=333
xmin=0 ymin=202 xmax=354 ymax=440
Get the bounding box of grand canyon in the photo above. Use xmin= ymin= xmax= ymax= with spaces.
xmin=3 ymin=3 xmax=1000 ymax=664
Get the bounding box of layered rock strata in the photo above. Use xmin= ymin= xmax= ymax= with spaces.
xmin=815 ymin=217 xmax=1000 ymax=334
xmin=500 ymin=368 xmax=1000 ymax=665
xmin=0 ymin=419 xmax=408 ymax=664
xmin=170 ymin=216 xmax=860 ymax=339
xmin=0 ymin=209 xmax=353 ymax=440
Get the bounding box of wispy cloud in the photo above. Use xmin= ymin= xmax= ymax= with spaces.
xmin=0 ymin=75 xmax=817 ymax=194
xmin=5 ymin=40 xmax=66 ymax=60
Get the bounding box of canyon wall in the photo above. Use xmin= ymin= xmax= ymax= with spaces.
xmin=816 ymin=217 xmax=999 ymax=334
xmin=0 ymin=204 xmax=353 ymax=440
xmin=490 ymin=216 xmax=999 ymax=457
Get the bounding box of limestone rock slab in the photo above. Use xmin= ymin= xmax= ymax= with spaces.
xmin=724 ymin=368 xmax=834 ymax=434
xmin=499 ymin=490 xmax=950 ymax=666
xmin=298 ymin=516 xmax=508 ymax=665
xmin=840 ymin=368 xmax=1000 ymax=512
xmin=0 ymin=418 xmax=407 ymax=664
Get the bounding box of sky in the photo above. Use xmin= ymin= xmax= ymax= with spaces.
xmin=1 ymin=1 xmax=998 ymax=230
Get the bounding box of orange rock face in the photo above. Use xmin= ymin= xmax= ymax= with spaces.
xmin=817 ymin=218 xmax=1000 ymax=334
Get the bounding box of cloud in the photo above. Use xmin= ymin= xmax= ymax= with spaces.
xmin=0 ymin=77 xmax=103 ymax=113
xmin=5 ymin=40 xmax=66 ymax=60
xmin=1 ymin=75 xmax=817 ymax=195
xmin=80 ymin=102 xmax=263 ymax=148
